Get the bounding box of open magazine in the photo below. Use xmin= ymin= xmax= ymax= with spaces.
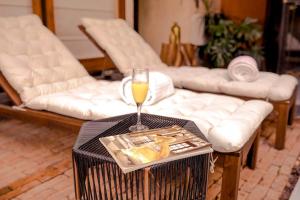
xmin=99 ymin=125 xmax=213 ymax=173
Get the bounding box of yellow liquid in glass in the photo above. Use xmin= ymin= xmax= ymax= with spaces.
xmin=132 ymin=82 xmax=149 ymax=104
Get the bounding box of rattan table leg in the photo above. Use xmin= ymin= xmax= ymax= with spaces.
xmin=275 ymin=103 xmax=289 ymax=150
xmin=144 ymin=168 xmax=150 ymax=200
xmin=73 ymin=158 xmax=81 ymax=200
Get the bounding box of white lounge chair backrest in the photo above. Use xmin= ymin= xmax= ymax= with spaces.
xmin=81 ymin=18 xmax=166 ymax=74
xmin=0 ymin=15 xmax=94 ymax=103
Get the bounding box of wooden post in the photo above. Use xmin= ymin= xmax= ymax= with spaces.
xmin=247 ymin=127 xmax=261 ymax=169
xmin=288 ymin=103 xmax=296 ymax=126
xmin=275 ymin=103 xmax=289 ymax=150
xmin=220 ymin=154 xmax=242 ymax=200
xmin=288 ymin=86 xmax=298 ymax=126
xmin=0 ymin=73 xmax=22 ymax=106
xmin=117 ymin=0 xmax=126 ymax=19
xmin=44 ymin=0 xmax=56 ymax=33
xmin=32 ymin=0 xmax=42 ymax=19
xmin=144 ymin=168 xmax=150 ymax=200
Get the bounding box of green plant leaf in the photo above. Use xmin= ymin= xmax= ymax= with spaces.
xmin=204 ymin=14 xmax=263 ymax=68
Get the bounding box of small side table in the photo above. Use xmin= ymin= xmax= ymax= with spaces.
xmin=72 ymin=113 xmax=210 ymax=200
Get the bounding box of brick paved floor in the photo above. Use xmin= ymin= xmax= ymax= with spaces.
xmin=0 ymin=118 xmax=299 ymax=200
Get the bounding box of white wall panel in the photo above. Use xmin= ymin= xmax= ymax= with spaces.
xmin=0 ymin=0 xmax=32 ymax=17
xmin=54 ymin=0 xmax=116 ymax=59
xmin=139 ymin=0 xmax=221 ymax=54
xmin=125 ymin=0 xmax=134 ymax=27
xmin=0 ymin=0 xmax=134 ymax=59
xmin=54 ymin=0 xmax=114 ymax=11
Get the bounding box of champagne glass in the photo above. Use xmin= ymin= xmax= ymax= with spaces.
xmin=129 ymin=68 xmax=149 ymax=132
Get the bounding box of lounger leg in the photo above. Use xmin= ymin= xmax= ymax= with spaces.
xmin=247 ymin=128 xmax=261 ymax=169
xmin=288 ymin=101 xmax=296 ymax=126
xmin=288 ymin=86 xmax=298 ymax=126
xmin=275 ymin=103 xmax=289 ymax=150
xmin=220 ymin=154 xmax=241 ymax=200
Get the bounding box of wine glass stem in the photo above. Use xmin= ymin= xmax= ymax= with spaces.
xmin=136 ymin=103 xmax=142 ymax=126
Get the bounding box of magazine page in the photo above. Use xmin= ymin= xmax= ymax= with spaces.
xmin=99 ymin=125 xmax=213 ymax=173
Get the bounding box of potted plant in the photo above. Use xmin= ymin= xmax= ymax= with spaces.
xmin=203 ymin=14 xmax=264 ymax=68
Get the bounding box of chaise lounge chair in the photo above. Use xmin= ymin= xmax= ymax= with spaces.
xmin=80 ymin=17 xmax=298 ymax=150
xmin=0 ymin=15 xmax=273 ymax=200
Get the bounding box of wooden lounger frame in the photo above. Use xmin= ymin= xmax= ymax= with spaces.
xmin=79 ymin=25 xmax=298 ymax=151
xmin=215 ymin=125 xmax=261 ymax=200
xmin=0 ymin=69 xmax=261 ymax=200
xmin=188 ymin=86 xmax=298 ymax=151
xmin=0 ymin=72 xmax=84 ymax=131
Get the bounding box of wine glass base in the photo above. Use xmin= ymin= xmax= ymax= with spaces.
xmin=129 ymin=124 xmax=149 ymax=132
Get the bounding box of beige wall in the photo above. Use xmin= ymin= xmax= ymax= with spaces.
xmin=53 ymin=0 xmax=134 ymax=59
xmin=139 ymin=0 xmax=220 ymax=54
xmin=0 ymin=0 xmax=133 ymax=59
xmin=54 ymin=0 xmax=116 ymax=59
xmin=125 ymin=0 xmax=134 ymax=27
xmin=0 ymin=0 xmax=32 ymax=16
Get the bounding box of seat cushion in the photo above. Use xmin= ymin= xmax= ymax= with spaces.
xmin=159 ymin=66 xmax=210 ymax=88
xmin=0 ymin=15 xmax=94 ymax=103
xmin=180 ymin=68 xmax=298 ymax=101
xmin=26 ymin=80 xmax=273 ymax=153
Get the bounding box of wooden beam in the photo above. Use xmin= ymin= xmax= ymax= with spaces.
xmin=79 ymin=25 xmax=117 ymax=73
xmin=0 ymin=104 xmax=83 ymax=131
xmin=79 ymin=57 xmax=115 ymax=74
xmin=117 ymin=0 xmax=126 ymax=19
xmin=246 ymin=127 xmax=261 ymax=169
xmin=221 ymin=0 xmax=267 ymax=25
xmin=134 ymin=0 xmax=139 ymax=31
xmin=31 ymin=0 xmax=42 ymax=19
xmin=44 ymin=0 xmax=56 ymax=33
xmin=0 ymin=73 xmax=22 ymax=106
xmin=213 ymin=125 xmax=262 ymax=200
xmin=221 ymin=154 xmax=241 ymax=200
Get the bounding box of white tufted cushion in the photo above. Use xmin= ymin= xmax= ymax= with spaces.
xmin=26 ymin=80 xmax=273 ymax=153
xmin=182 ymin=69 xmax=298 ymax=101
xmin=81 ymin=18 xmax=165 ymax=75
xmin=159 ymin=66 xmax=210 ymax=88
xmin=0 ymin=15 xmax=273 ymax=153
xmin=267 ymin=75 xmax=299 ymax=101
xmin=81 ymin=18 xmax=298 ymax=101
xmin=0 ymin=15 xmax=95 ymax=102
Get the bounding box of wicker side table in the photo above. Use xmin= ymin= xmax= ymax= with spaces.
xmin=72 ymin=113 xmax=210 ymax=200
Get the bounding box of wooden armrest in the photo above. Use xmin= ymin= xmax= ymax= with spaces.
xmin=0 ymin=72 xmax=22 ymax=106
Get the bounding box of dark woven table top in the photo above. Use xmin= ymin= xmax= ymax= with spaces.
xmin=73 ymin=113 xmax=208 ymax=164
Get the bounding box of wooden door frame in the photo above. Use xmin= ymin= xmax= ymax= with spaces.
xmin=43 ymin=0 xmax=55 ymax=33
xmin=31 ymin=0 xmax=127 ymax=73
xmin=32 ymin=0 xmax=43 ymax=19
xmin=31 ymin=0 xmax=55 ymax=33
xmin=118 ymin=0 xmax=139 ymax=31
xmin=117 ymin=0 xmax=126 ymax=19
xmin=134 ymin=0 xmax=139 ymax=31
xmin=33 ymin=0 xmax=126 ymax=33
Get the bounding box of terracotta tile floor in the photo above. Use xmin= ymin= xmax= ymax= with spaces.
xmin=0 ymin=118 xmax=299 ymax=200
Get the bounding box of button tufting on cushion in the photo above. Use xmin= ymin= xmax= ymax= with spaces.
xmin=81 ymin=17 xmax=298 ymax=101
xmin=182 ymin=69 xmax=298 ymax=101
xmin=0 ymin=15 xmax=95 ymax=102
xmin=26 ymin=80 xmax=273 ymax=153
xmin=81 ymin=18 xmax=164 ymax=75
xmin=0 ymin=15 xmax=273 ymax=153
